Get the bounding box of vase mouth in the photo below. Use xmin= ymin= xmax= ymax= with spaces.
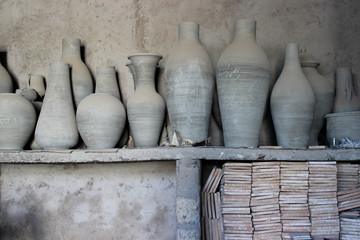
xmin=300 ymin=53 xmax=320 ymax=67
xmin=325 ymin=111 xmax=360 ymax=118
xmin=178 ymin=21 xmax=199 ymax=27
xmin=336 ymin=67 xmax=352 ymax=72
xmin=128 ymin=53 xmax=163 ymax=60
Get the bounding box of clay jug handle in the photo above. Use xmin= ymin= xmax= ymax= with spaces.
xmin=346 ymin=76 xmax=352 ymax=102
xmin=27 ymin=74 xmax=32 ymax=88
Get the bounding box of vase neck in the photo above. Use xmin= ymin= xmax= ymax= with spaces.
xmin=336 ymin=67 xmax=353 ymax=93
xmin=233 ymin=19 xmax=256 ymax=41
xmin=95 ymin=66 xmax=116 ymax=92
xmin=61 ymin=38 xmax=81 ymax=58
xmin=283 ymin=43 xmax=301 ymax=70
xmin=178 ymin=22 xmax=200 ymax=42
xmin=128 ymin=54 xmax=162 ymax=89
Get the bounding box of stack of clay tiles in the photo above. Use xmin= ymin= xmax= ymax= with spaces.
xmin=280 ymin=162 xmax=311 ymax=240
xmin=308 ymin=161 xmax=339 ymax=239
xmin=222 ymin=163 xmax=253 ymax=240
xmin=251 ymin=162 xmax=282 ymax=240
xmin=337 ymin=163 xmax=359 ymax=191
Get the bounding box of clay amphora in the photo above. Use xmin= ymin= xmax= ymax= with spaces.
xmin=270 ymin=43 xmax=315 ymax=149
xmin=95 ymin=66 xmax=120 ymax=99
xmin=27 ymin=74 xmax=46 ymax=98
xmin=333 ymin=67 xmax=360 ymax=113
xmin=300 ymin=53 xmax=334 ymax=145
xmin=0 ymin=62 xmax=13 ymax=93
xmin=127 ymin=53 xmax=164 ymax=147
xmin=0 ymin=93 xmax=36 ymax=150
xmin=35 ymin=62 xmax=79 ymax=149
xmin=165 ymin=22 xmax=214 ymax=143
xmin=60 ymin=37 xmax=93 ymax=108
xmin=76 ymin=93 xmax=126 ymax=149
xmin=216 ymin=19 xmax=270 ymax=148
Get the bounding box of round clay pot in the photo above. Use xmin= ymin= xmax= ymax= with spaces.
xmin=0 ymin=93 xmax=36 ymax=150
xmin=165 ymin=22 xmax=215 ymax=143
xmin=325 ymin=111 xmax=360 ymax=145
xmin=216 ymin=19 xmax=270 ymax=148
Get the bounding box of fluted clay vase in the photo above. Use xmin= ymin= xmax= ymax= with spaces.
xmin=127 ymin=53 xmax=164 ymax=147
xmin=0 ymin=93 xmax=36 ymax=150
xmin=165 ymin=22 xmax=214 ymax=143
xmin=95 ymin=66 xmax=120 ymax=99
xmin=77 ymin=93 xmax=126 ymax=149
xmin=60 ymin=37 xmax=93 ymax=108
xmin=0 ymin=62 xmax=13 ymax=93
xmin=333 ymin=67 xmax=360 ymax=113
xmin=270 ymin=43 xmax=315 ymax=149
xmin=300 ymin=53 xmax=334 ymax=145
xmin=216 ymin=19 xmax=270 ymax=148
xmin=27 ymin=74 xmax=46 ymax=98
xmin=35 ymin=62 xmax=79 ymax=149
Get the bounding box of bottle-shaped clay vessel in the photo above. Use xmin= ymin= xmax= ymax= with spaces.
xmin=270 ymin=43 xmax=315 ymax=149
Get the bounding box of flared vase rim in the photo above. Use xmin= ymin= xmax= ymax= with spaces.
xmin=127 ymin=53 xmax=163 ymax=60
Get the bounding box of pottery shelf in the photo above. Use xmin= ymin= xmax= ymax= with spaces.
xmin=0 ymin=147 xmax=359 ymax=164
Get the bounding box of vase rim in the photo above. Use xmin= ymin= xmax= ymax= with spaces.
xmin=179 ymin=21 xmax=199 ymax=26
xmin=62 ymin=37 xmax=81 ymax=41
xmin=128 ymin=53 xmax=163 ymax=59
xmin=325 ymin=111 xmax=360 ymax=118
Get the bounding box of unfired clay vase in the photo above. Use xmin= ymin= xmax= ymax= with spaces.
xmin=76 ymin=93 xmax=126 ymax=149
xmin=95 ymin=66 xmax=120 ymax=99
xmin=325 ymin=111 xmax=360 ymax=145
xmin=35 ymin=62 xmax=79 ymax=150
xmin=0 ymin=93 xmax=36 ymax=150
xmin=60 ymin=37 xmax=93 ymax=108
xmin=216 ymin=19 xmax=270 ymax=148
xmin=127 ymin=53 xmax=164 ymax=147
xmin=270 ymin=43 xmax=315 ymax=149
xmin=333 ymin=67 xmax=360 ymax=113
xmin=300 ymin=53 xmax=334 ymax=145
xmin=0 ymin=62 xmax=13 ymax=93
xmin=165 ymin=22 xmax=214 ymax=143
xmin=27 ymin=74 xmax=46 ymax=98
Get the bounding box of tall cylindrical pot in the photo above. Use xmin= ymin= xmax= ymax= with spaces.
xmin=127 ymin=53 xmax=165 ymax=147
xmin=60 ymin=37 xmax=93 ymax=108
xmin=325 ymin=111 xmax=360 ymax=145
xmin=0 ymin=62 xmax=13 ymax=93
xmin=0 ymin=93 xmax=36 ymax=149
xmin=35 ymin=62 xmax=79 ymax=149
xmin=333 ymin=67 xmax=360 ymax=113
xmin=165 ymin=22 xmax=214 ymax=143
xmin=216 ymin=19 xmax=270 ymax=148
xmin=300 ymin=53 xmax=334 ymax=145
xmin=270 ymin=43 xmax=315 ymax=149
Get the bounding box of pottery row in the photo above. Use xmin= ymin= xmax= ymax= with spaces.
xmin=0 ymin=19 xmax=359 ymax=150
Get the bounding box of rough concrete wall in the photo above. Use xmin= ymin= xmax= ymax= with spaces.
xmin=0 ymin=162 xmax=176 ymax=240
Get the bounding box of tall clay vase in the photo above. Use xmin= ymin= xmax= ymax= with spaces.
xmin=270 ymin=43 xmax=315 ymax=149
xmin=127 ymin=54 xmax=164 ymax=147
xmin=0 ymin=62 xmax=13 ymax=93
xmin=35 ymin=62 xmax=79 ymax=150
xmin=60 ymin=37 xmax=93 ymax=108
xmin=165 ymin=22 xmax=214 ymax=142
xmin=333 ymin=67 xmax=360 ymax=113
xmin=216 ymin=19 xmax=270 ymax=148
xmin=76 ymin=66 xmax=126 ymax=149
xmin=0 ymin=93 xmax=36 ymax=149
xmin=300 ymin=53 xmax=334 ymax=145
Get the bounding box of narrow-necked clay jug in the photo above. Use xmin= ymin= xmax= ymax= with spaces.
xmin=60 ymin=37 xmax=93 ymax=108
xmin=76 ymin=66 xmax=126 ymax=149
xmin=216 ymin=19 xmax=270 ymax=148
xmin=300 ymin=53 xmax=334 ymax=145
xmin=0 ymin=62 xmax=13 ymax=93
xmin=35 ymin=62 xmax=79 ymax=149
xmin=0 ymin=92 xmax=36 ymax=150
xmin=165 ymin=22 xmax=214 ymax=143
xmin=127 ymin=53 xmax=165 ymax=147
xmin=270 ymin=43 xmax=315 ymax=149
xmin=333 ymin=67 xmax=360 ymax=113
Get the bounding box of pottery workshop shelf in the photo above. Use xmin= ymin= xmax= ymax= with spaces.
xmin=0 ymin=147 xmax=359 ymax=164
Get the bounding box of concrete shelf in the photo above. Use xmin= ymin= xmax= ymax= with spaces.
xmin=0 ymin=147 xmax=359 ymax=164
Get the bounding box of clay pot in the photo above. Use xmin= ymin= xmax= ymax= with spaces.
xmin=27 ymin=74 xmax=46 ymax=98
xmin=216 ymin=19 xmax=270 ymax=148
xmin=165 ymin=22 xmax=214 ymax=143
xmin=35 ymin=62 xmax=79 ymax=150
xmin=0 ymin=62 xmax=13 ymax=93
xmin=95 ymin=66 xmax=120 ymax=99
xmin=127 ymin=53 xmax=165 ymax=147
xmin=0 ymin=93 xmax=36 ymax=150
xmin=60 ymin=37 xmax=93 ymax=108
xmin=270 ymin=43 xmax=315 ymax=149
xmin=333 ymin=67 xmax=360 ymax=113
xmin=76 ymin=93 xmax=126 ymax=149
xmin=325 ymin=111 xmax=360 ymax=145
xmin=300 ymin=53 xmax=334 ymax=145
